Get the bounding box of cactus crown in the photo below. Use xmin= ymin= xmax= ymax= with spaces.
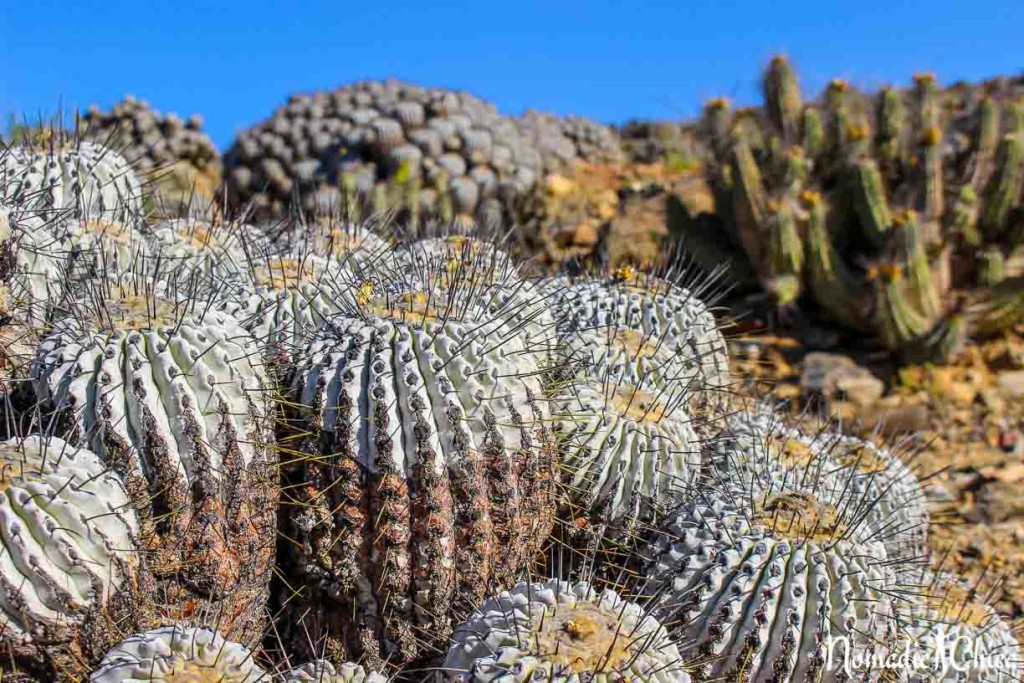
xmin=705 ymin=97 xmax=730 ymax=110
xmin=752 ymin=491 xmax=850 ymax=543
xmin=922 ymin=126 xmax=942 ymax=146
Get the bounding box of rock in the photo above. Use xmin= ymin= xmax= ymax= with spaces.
xmin=799 ymin=352 xmax=885 ymax=407
xmin=859 ymin=404 xmax=930 ymax=436
xmin=997 ymin=370 xmax=1024 ymax=397
xmin=572 ymin=221 xmax=599 ymax=246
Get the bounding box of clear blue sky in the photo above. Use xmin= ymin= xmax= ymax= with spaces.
xmin=3 ymin=1 xmax=1023 ymax=151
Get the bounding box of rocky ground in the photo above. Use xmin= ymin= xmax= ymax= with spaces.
xmin=725 ymin=317 xmax=1024 ymax=624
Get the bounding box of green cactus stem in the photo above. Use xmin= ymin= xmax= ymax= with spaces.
xmin=970 ymin=96 xmax=1001 ymax=189
xmin=1007 ymin=99 xmax=1024 ymax=135
xmin=802 ymin=191 xmax=871 ymax=327
xmin=979 ymin=134 xmax=1024 ymax=241
xmin=703 ymin=97 xmax=733 ymax=161
xmin=872 ymin=263 xmax=938 ymax=349
xmin=765 ymin=198 xmax=804 ymax=304
xmin=913 ymin=72 xmax=941 ymax=133
xmin=876 ymin=86 xmax=907 ymax=179
xmin=729 ymin=137 xmax=769 ymax=270
xmin=764 ymin=55 xmax=803 ymax=143
xmin=848 ymin=157 xmax=894 ymax=247
xmin=978 ymin=246 xmax=1006 ymax=286
xmin=946 ymin=186 xmax=981 ymax=247
xmin=802 ymin=107 xmax=825 ymax=160
xmin=969 ymin=274 xmax=1024 ymax=337
xmin=893 ymin=209 xmax=942 ymax=320
xmin=921 ymin=126 xmax=945 ymax=221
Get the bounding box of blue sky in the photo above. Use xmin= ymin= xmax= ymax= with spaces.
xmin=3 ymin=1 xmax=1023 ymax=150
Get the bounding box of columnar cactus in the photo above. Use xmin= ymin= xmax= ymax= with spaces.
xmin=682 ymin=57 xmax=1024 ymax=360
xmin=279 ymin=299 xmax=556 ymax=664
xmin=89 ymin=626 xmax=267 ymax=682
xmin=1 ymin=140 xmax=143 ymax=221
xmin=0 ymin=435 xmax=140 ymax=678
xmin=31 ymin=283 xmax=277 ymax=640
xmin=443 ymin=579 xmax=692 ymax=682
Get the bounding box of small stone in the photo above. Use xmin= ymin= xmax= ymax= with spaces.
xmin=997 ymin=370 xmax=1024 ymax=397
xmin=572 ymin=221 xmax=599 ymax=246
xmin=800 ymin=352 xmax=884 ymax=407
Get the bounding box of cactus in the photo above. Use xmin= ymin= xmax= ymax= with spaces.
xmin=802 ymin=192 xmax=871 ymax=327
xmin=31 ymin=279 xmax=277 ymax=641
xmin=0 ymin=435 xmax=140 ymax=679
xmin=443 ymin=579 xmax=692 ymax=683
xmin=979 ymin=134 xmax=1024 ymax=242
xmin=764 ymin=56 xmax=803 ymax=143
xmin=1 ymin=140 xmax=143 ymax=222
xmin=278 ymin=296 xmax=556 ymax=664
xmin=90 ymin=626 xmax=267 ymax=682
xmin=677 ymin=57 xmax=1024 ymax=359
xmin=553 ymin=378 xmax=701 ymax=530
xmin=284 ymin=661 xmax=388 ymax=683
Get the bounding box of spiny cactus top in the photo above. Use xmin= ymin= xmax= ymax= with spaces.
xmin=0 ymin=435 xmax=138 ymax=646
xmin=644 ymin=480 xmax=900 ymax=682
xmin=1 ymin=140 xmax=143 ymax=221
xmin=147 ymin=217 xmax=269 ymax=280
xmin=220 ymin=250 xmax=356 ymax=364
xmin=444 ymin=579 xmax=692 ymax=682
xmin=280 ymin=308 xmax=555 ymax=664
xmin=276 ymin=217 xmax=393 ymax=268
xmin=896 ymin=570 xmax=1022 ymax=682
xmin=283 ymin=660 xmax=388 ymax=683
xmin=552 ymin=271 xmax=730 ymax=416
xmin=1 ymin=206 xmax=67 ymax=325
xmin=89 ymin=626 xmax=267 ymax=682
xmin=554 ymin=378 xmax=702 ymax=529
xmin=31 ymin=285 xmax=277 ymax=639
xmin=706 ymin=406 xmax=929 ymax=560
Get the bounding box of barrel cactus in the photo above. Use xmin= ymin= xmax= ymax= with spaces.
xmin=643 ymin=474 xmax=900 ymax=681
xmin=31 ymin=283 xmax=277 ymax=640
xmin=897 ymin=570 xmax=1022 ymax=681
xmin=0 ymin=435 xmax=140 ymax=678
xmin=279 ymin=293 xmax=556 ymax=665
xmin=551 ymin=268 xmax=731 ymax=422
xmin=706 ymin=406 xmax=930 ymax=559
xmin=1 ymin=205 xmax=68 ymax=325
xmin=80 ymin=97 xmax=222 ymax=219
xmin=220 ymin=250 xmax=357 ymax=367
xmin=147 ymin=217 xmax=269 ymax=282
xmin=1 ymin=140 xmax=143 ymax=221
xmin=553 ymin=377 xmax=702 ymax=531
xmin=89 ymin=626 xmax=267 ymax=682
xmin=283 ymin=660 xmax=388 ymax=683
xmin=443 ymin=579 xmax=692 ymax=682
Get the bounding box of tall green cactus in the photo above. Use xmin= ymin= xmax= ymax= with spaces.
xmin=679 ymin=57 xmax=1024 ymax=362
xmin=979 ymin=134 xmax=1024 ymax=242
xmin=764 ymin=55 xmax=803 ymax=144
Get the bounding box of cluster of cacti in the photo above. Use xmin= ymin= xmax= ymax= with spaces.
xmin=0 ymin=135 xmax=1019 ymax=683
xmin=675 ymin=56 xmax=1024 ymax=360
xmin=517 ymin=109 xmax=626 ymax=167
xmin=223 ymin=80 xmax=546 ymax=223
xmin=80 ymin=97 xmax=223 ymax=218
